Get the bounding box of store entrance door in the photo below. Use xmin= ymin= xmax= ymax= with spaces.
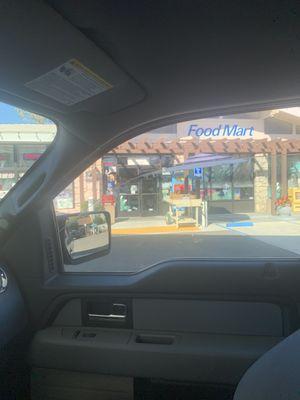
xmin=140 ymin=174 xmax=160 ymax=216
xmin=118 ymin=168 xmax=161 ymax=217
xmin=118 ymin=166 xmax=141 ymax=217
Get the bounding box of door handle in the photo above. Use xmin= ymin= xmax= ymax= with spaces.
xmin=87 ymin=313 xmax=126 ymax=321
xmin=87 ymin=303 xmax=127 ymax=322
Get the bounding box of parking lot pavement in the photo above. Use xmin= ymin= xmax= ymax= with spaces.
xmin=65 ymin=231 xmax=299 ymax=273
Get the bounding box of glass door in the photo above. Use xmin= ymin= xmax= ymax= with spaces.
xmin=207 ymin=164 xmax=234 ymax=213
xmin=140 ymin=174 xmax=160 ymax=216
xmin=118 ymin=166 xmax=140 ymax=216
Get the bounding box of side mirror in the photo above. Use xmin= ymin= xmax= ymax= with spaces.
xmin=56 ymin=211 xmax=111 ymax=264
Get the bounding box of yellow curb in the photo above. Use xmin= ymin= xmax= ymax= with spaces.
xmin=112 ymin=225 xmax=201 ymax=235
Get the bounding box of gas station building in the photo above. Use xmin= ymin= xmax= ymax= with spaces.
xmin=2 ymin=109 xmax=300 ymax=218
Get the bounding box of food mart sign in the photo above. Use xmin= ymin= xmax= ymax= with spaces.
xmin=187 ymin=123 xmax=254 ymax=137
xmin=178 ymin=118 xmax=266 ymax=140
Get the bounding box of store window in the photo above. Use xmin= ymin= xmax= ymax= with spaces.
xmin=210 ymin=165 xmax=233 ymax=201
xmin=0 ymin=101 xmax=56 ymax=200
xmin=53 ymin=183 xmax=74 ymax=210
xmin=288 ymin=154 xmax=300 ymax=188
xmin=0 ymin=145 xmax=15 ymax=169
xmin=266 ymin=154 xmax=297 ymax=199
xmin=265 ymin=117 xmax=293 ymax=135
xmin=233 ymin=158 xmax=254 ymax=200
xmin=202 ymin=158 xmax=254 ymax=202
xmin=17 ymin=144 xmax=48 ymax=168
xmin=0 ymin=173 xmax=17 ymax=199
xmin=119 ymin=167 xmax=139 ymax=195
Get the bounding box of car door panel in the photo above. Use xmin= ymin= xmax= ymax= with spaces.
xmin=132 ymin=299 xmax=283 ymax=336
xmin=23 ymin=259 xmax=300 ymax=329
xmin=31 ymin=367 xmax=133 ymax=400
xmin=2 ymin=209 xmax=300 ymax=398
xmin=30 ymin=326 xmax=281 ymax=385
xmin=29 ymin=291 xmax=295 ymax=386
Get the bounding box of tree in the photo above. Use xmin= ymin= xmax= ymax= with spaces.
xmin=16 ymin=108 xmax=51 ymax=124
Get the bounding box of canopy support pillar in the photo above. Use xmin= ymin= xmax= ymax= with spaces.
xmin=271 ymin=151 xmax=277 ymax=215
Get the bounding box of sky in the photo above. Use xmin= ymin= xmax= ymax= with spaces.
xmin=0 ymin=102 xmax=53 ymax=124
xmin=0 ymin=102 xmax=24 ymax=123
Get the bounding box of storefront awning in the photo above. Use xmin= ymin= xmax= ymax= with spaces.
xmin=166 ymin=153 xmax=249 ymax=173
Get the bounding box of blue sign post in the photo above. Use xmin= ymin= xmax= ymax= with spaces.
xmin=194 ymin=167 xmax=203 ymax=177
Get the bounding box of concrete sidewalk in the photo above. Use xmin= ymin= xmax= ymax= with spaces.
xmin=112 ymin=216 xmax=201 ymax=235
xmin=111 ymin=216 xmax=228 ymax=235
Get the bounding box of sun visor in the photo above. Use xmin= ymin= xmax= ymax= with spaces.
xmin=0 ymin=1 xmax=145 ymax=115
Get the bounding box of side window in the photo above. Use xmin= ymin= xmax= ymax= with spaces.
xmin=0 ymin=102 xmax=56 ymax=201
xmin=54 ymin=107 xmax=300 ymax=273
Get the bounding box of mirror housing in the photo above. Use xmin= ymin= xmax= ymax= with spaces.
xmin=56 ymin=211 xmax=111 ymax=264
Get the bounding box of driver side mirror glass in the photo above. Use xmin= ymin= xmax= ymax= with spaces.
xmin=56 ymin=211 xmax=111 ymax=264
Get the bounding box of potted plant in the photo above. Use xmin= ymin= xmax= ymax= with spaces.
xmin=275 ymin=196 xmax=292 ymax=216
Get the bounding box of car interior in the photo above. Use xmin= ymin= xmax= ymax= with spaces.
xmin=1 ymin=1 xmax=300 ymax=399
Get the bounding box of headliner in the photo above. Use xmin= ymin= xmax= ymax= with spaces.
xmin=0 ymin=0 xmax=299 ymax=147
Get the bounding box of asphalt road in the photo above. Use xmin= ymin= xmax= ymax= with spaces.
xmin=65 ymin=231 xmax=298 ymax=273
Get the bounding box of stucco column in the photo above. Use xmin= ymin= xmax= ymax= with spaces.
xmin=254 ymin=154 xmax=269 ymax=213
xmin=79 ymin=173 xmax=84 ymax=206
xmin=92 ymin=164 xmax=98 ymax=202
xmin=281 ymin=150 xmax=288 ymax=197
xmin=270 ymin=152 xmax=277 ymax=215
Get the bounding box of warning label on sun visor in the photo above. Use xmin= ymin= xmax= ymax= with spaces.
xmin=25 ymin=59 xmax=113 ymax=105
